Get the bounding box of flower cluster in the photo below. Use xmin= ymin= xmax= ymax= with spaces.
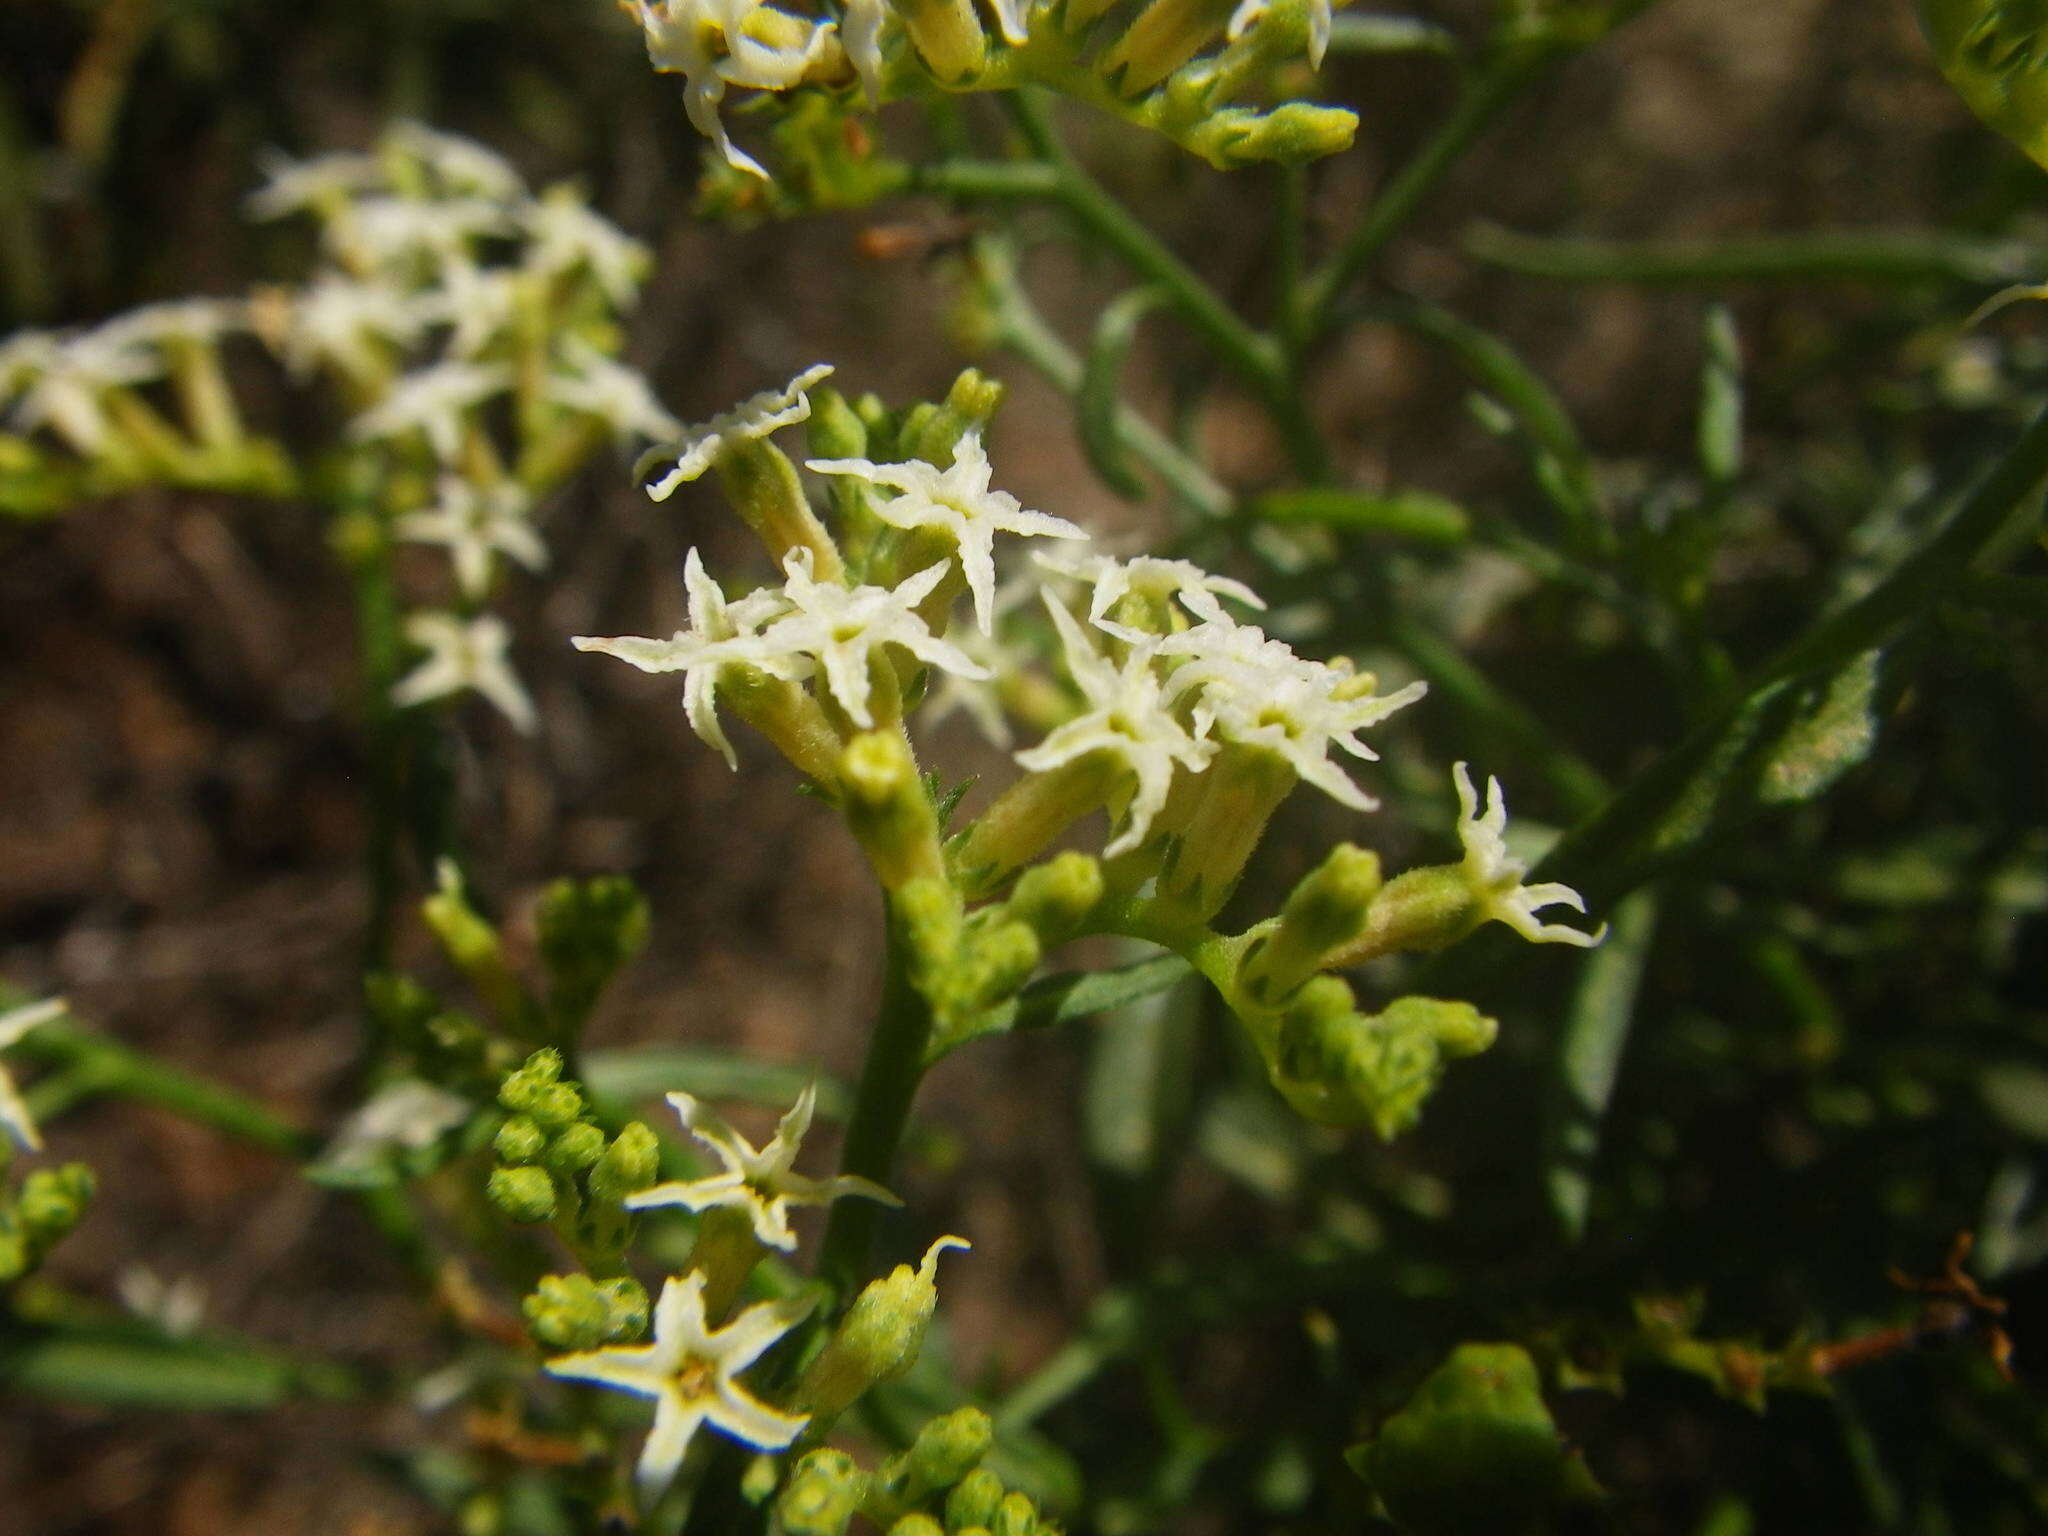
xmin=575 ymin=364 xmax=1602 ymax=1131
xmin=622 ymin=0 xmax=1356 ymax=200
xmin=0 ymin=998 xmax=97 ymax=1283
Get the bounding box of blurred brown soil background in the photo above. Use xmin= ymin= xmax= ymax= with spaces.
xmin=0 ymin=0 xmax=1995 ymax=1529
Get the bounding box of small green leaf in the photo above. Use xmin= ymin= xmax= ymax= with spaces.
xmin=0 ymin=1323 xmax=352 ymax=1411
xmin=1247 ymin=487 xmax=1471 ymax=544
xmin=1077 ymin=288 xmax=1169 ymax=501
xmin=1697 ymin=303 xmax=1743 ymax=486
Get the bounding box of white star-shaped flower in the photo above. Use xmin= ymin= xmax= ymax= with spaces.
xmin=244 ymin=148 xmax=383 ymax=222
xmin=422 ymin=260 xmax=526 ymax=359
xmin=1451 ymin=763 xmax=1603 ymax=948
xmin=266 ymin=275 xmax=434 ymax=381
xmin=546 ymin=1269 xmax=814 ymax=1496
xmin=396 ymin=478 xmax=547 ymax=598
xmin=350 ymin=360 xmax=512 ymax=463
xmin=807 ymin=430 xmax=1086 ymax=636
xmin=625 ymin=0 xmax=836 ymax=180
xmin=522 ymin=188 xmax=650 ymax=307
xmin=0 ymin=997 xmax=67 ymax=1153
xmin=546 ymin=341 xmax=682 ymax=442
xmin=1160 ymin=622 xmax=1426 ymax=812
xmin=1034 ymin=549 xmax=1264 ymax=643
xmin=321 ymin=1079 xmax=473 ymax=1173
xmin=392 ymin=611 xmax=537 ymax=732
xmin=384 ymin=122 xmax=526 ymax=202
xmin=1015 ymin=597 xmax=1215 ymax=856
xmin=573 ymin=546 xmax=806 ymax=768
xmin=335 ymin=195 xmax=515 ymax=277
xmin=93 ymin=298 xmax=250 ymax=354
xmin=2 ymin=326 xmax=160 ymax=454
xmin=639 ymin=364 xmax=833 ymax=499
xmin=625 ymin=1082 xmax=900 ymax=1250
xmin=760 ymin=549 xmax=989 ymax=729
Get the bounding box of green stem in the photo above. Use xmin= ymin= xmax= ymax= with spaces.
xmin=1464 ymin=223 xmax=2036 ymax=288
xmin=817 ymin=899 xmax=938 ymax=1301
xmin=349 ymin=505 xmax=407 ymax=981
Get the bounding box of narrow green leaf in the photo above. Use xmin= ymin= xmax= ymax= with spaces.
xmin=1697 ymin=303 xmax=1742 ymax=486
xmin=1544 ymin=891 xmax=1659 ymax=1240
xmin=1247 ymin=486 xmax=1471 ymax=544
xmin=0 ymin=1323 xmax=353 ymax=1411
xmin=1466 ymin=222 xmax=2035 ymax=286
xmin=1077 ymin=287 xmax=1169 ymax=501
xmin=582 ymin=1047 xmax=851 ymax=1119
xmin=1325 ymin=13 xmax=1460 ymax=56
xmin=1011 ymin=952 xmax=1195 ymax=1033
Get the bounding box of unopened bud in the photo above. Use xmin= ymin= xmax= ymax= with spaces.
xmin=494 ymin=1115 xmax=547 ymax=1165
xmin=798 ymin=1237 xmax=969 ymax=1416
xmin=1344 ymin=866 xmax=1481 ymax=964
xmin=870 ymin=1406 xmax=994 ymax=1518
xmin=888 ymin=1517 xmax=944 ymax=1536
xmin=538 ymin=875 xmax=650 ymax=1029
xmin=945 ymin=1469 xmax=1006 ymax=1529
xmin=17 ymin=1163 xmax=94 ymax=1239
xmin=1240 ymin=844 xmax=1382 ymax=1004
xmin=588 ymin=1121 xmax=661 ymax=1205
xmin=898 ymin=0 xmax=988 ymax=81
xmin=543 ymin=1120 xmax=607 ymax=1175
xmin=845 ymin=732 xmax=945 ymax=888
xmin=991 ymin=1491 xmax=1040 ymax=1536
xmin=487 ymin=1164 xmax=559 ymax=1224
xmin=776 ymin=1448 xmax=869 ymax=1536
xmin=1004 ymin=852 xmax=1104 ymax=945
xmin=422 ymin=861 xmax=526 ymax=1025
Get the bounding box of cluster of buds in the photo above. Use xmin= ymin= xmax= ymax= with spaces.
xmin=576 ymin=365 xmax=1603 ymax=1134
xmin=0 ymin=1000 xmax=95 ymax=1285
xmin=623 ymin=0 xmax=1355 ymax=201
xmin=512 ymin=1057 xmax=969 ymax=1504
xmin=773 ymin=1406 xmax=1061 ymax=1535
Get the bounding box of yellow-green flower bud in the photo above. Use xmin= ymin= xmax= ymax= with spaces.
xmin=487 ymin=1164 xmax=559 ymax=1224
xmin=797 ymin=1237 xmax=970 ymax=1416
xmin=718 ymin=438 xmax=847 ymax=583
xmin=845 ymin=732 xmax=946 ymax=889
xmin=945 ymin=1468 xmax=1006 ymax=1529
xmin=898 ymin=0 xmax=988 ymax=81
xmin=1239 ymin=844 xmax=1382 ymax=1005
xmin=776 ymin=1448 xmax=870 ymax=1536
xmin=1150 ymin=744 xmax=1296 ymax=925
xmin=898 ymin=876 xmax=966 ymax=976
xmin=1004 ymin=852 xmax=1105 ymax=945
xmin=588 ymin=1121 xmax=661 ymax=1205
xmin=494 ymin=1115 xmax=548 ymax=1165
xmin=528 ymin=1082 xmax=586 ymax=1128
xmin=17 ymin=1164 xmax=94 ymax=1240
xmin=537 ymin=875 xmax=650 ymax=1030
xmin=990 ymin=1491 xmax=1039 ymax=1536
xmin=1101 ymin=0 xmax=1237 ymax=95
xmin=422 ymin=861 xmax=526 ymax=1026
xmin=888 ymin=1517 xmax=945 ymax=1536
xmin=948 ymin=754 xmax=1119 ymax=898
xmin=0 ymin=1228 xmax=27 ymax=1284
xmin=808 ymin=388 xmax=870 ymax=462
xmin=524 ymin=1272 xmax=617 ymax=1350
xmin=869 ymin=1406 xmax=994 ymax=1518
xmin=1277 ymin=995 xmax=1497 ymax=1137
xmin=1343 ymin=865 xmax=1481 ymax=963
xmin=543 ymin=1120 xmax=607 ymax=1175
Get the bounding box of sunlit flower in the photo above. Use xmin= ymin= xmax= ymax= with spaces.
xmin=760 ymin=549 xmax=989 ymax=728
xmin=1016 ymin=597 xmax=1215 ymax=855
xmin=385 ymin=121 xmax=526 ymax=202
xmin=93 ymin=299 xmax=251 ymax=354
xmin=393 ymin=611 xmax=537 ymax=732
xmin=244 ymin=148 xmax=382 ymax=222
xmin=523 ymin=188 xmax=650 ymax=307
xmin=626 ymin=1082 xmax=899 ymax=1250
xmin=625 ymin=0 xmax=837 ymax=179
xmin=546 ymin=341 xmax=682 ymax=442
xmin=265 ymin=275 xmax=434 ymax=381
xmin=1451 ymin=763 xmax=1603 ymax=948
xmin=1 ymin=327 xmax=159 ymax=454
xmin=425 ymin=261 xmax=526 ymax=359
xmin=1034 ymin=549 xmax=1263 ymax=643
xmin=546 ymin=1269 xmax=814 ymax=1495
xmin=806 ymin=430 xmax=1086 ymax=635
xmin=920 ymin=568 xmax=1035 ymax=747
xmin=396 ymin=478 xmax=547 ymax=598
xmin=573 ymin=546 xmax=806 ymax=767
xmin=640 ymin=363 xmax=832 ymax=499
xmin=337 ymin=195 xmax=516 ymax=275
xmin=349 ymin=360 xmax=512 ymax=463
xmin=0 ymin=997 xmax=66 ymax=1153
xmin=1160 ymin=622 xmax=1425 ymax=811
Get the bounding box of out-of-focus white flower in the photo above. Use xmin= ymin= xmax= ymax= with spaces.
xmin=546 ymin=341 xmax=682 ymax=442
xmin=93 ymin=299 xmax=250 ymax=354
xmin=245 ymin=148 xmax=382 ymax=221
xmin=116 ymin=1267 xmax=209 ymax=1339
xmin=384 ymin=122 xmax=526 ymax=202
xmin=397 ymin=478 xmax=547 ymax=598
xmin=1016 ymin=597 xmax=1215 ymax=855
xmin=546 ymin=1270 xmax=814 ymax=1496
xmin=760 ymin=549 xmax=989 ymax=729
xmin=522 ymin=188 xmax=650 ymax=307
xmin=841 ymin=0 xmax=890 ymax=101
xmin=920 ymin=569 xmax=1035 ymax=748
xmin=0 ymin=997 xmax=66 ymax=1153
xmin=1034 ymin=549 xmax=1263 ymax=643
xmin=1 ymin=327 xmax=159 ymax=453
xmin=335 ymin=195 xmax=515 ymax=275
xmin=1451 ymin=763 xmax=1603 ymax=948
xmin=640 ymin=364 xmax=833 ymax=499
xmin=393 ymin=611 xmax=537 ymax=732
xmin=349 ymin=360 xmax=511 ymax=463
xmin=267 ymin=275 xmax=434 ymax=380
xmin=321 ymin=1079 xmax=474 ymax=1173
xmin=573 ymin=546 xmax=804 ymax=768
xmin=807 ymin=430 xmax=1085 ymax=636
xmin=1160 ymin=622 xmax=1425 ymax=812
xmin=424 ymin=261 xmax=526 ymax=359
xmin=625 ymin=1083 xmax=899 ymax=1250
xmin=625 ymin=0 xmax=837 ymax=179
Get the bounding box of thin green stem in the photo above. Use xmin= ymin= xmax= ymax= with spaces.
xmin=817 ymin=898 xmax=938 ymax=1301
xmin=1465 ymin=223 xmax=2037 ymax=288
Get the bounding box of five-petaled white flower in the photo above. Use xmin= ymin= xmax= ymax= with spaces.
xmin=546 ymin=341 xmax=682 ymax=442
xmin=546 ymin=1269 xmax=814 ymax=1495
xmin=1451 ymin=763 xmax=1603 ymax=948
xmin=1160 ymin=622 xmax=1426 ymax=812
xmin=573 ymin=546 xmax=807 ymax=768
xmin=0 ymin=997 xmax=67 ymax=1153
xmin=523 ymin=188 xmax=650 ymax=307
xmin=640 ymin=363 xmax=833 ymax=499
xmin=760 ymin=549 xmax=989 ymax=729
xmin=393 ymin=611 xmax=537 ymax=732
xmin=625 ymin=1082 xmax=900 ymax=1249
xmin=350 ymin=360 xmax=512 ymax=463
xmin=807 ymin=430 xmax=1086 ymax=636
xmin=1016 ymin=597 xmax=1215 ymax=856
xmin=1035 ymin=550 xmax=1264 ymax=643
xmin=625 ymin=0 xmax=836 ymax=180
xmin=397 ymin=478 xmax=547 ymax=598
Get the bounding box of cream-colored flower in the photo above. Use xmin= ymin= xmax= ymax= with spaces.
xmin=574 ymin=546 xmax=806 ymax=767
xmin=1034 ymin=549 xmax=1263 ymax=643
xmin=807 ymin=430 xmax=1086 ymax=635
xmin=1160 ymin=622 xmax=1425 ymax=811
xmin=841 ymin=0 xmax=891 ymax=101
xmin=522 ymin=188 xmax=650 ymax=307
xmin=397 ymin=478 xmax=547 ymax=598
xmin=94 ymin=298 xmax=250 ymax=354
xmin=640 ymin=364 xmax=833 ymax=498
xmin=625 ymin=1083 xmax=900 ymax=1250
xmin=349 ymin=360 xmax=512 ymax=463
xmin=0 ymin=997 xmax=66 ymax=1153
xmin=625 ymin=0 xmax=836 ymax=179
xmin=546 ymin=1269 xmax=814 ymax=1495
xmin=760 ymin=549 xmax=989 ymax=729
xmin=1 ymin=326 xmax=159 ymax=454
xmin=268 ymin=275 xmax=433 ymax=381
xmin=1016 ymin=597 xmax=1215 ymax=855
xmin=336 ymin=195 xmax=516 ymax=275
xmin=424 ymin=260 xmax=526 ymax=359
xmin=393 ymin=611 xmax=537 ymax=732
xmin=1451 ymin=763 xmax=1603 ymax=948
xmin=244 ymin=148 xmax=382 ymax=222
xmin=546 ymin=341 xmax=682 ymax=442
xmin=384 ymin=122 xmax=526 ymax=202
